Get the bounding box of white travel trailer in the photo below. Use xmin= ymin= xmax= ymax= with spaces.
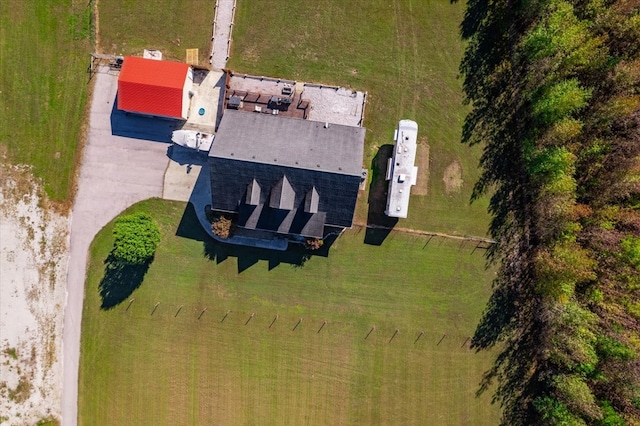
xmin=385 ymin=120 xmax=419 ymax=218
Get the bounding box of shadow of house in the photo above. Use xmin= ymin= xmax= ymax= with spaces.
xmin=207 ymin=109 xmax=365 ymax=248
xmin=364 ymin=144 xmax=398 ymax=245
xmin=175 ymin=202 xmax=336 ymax=273
xmin=204 ymin=232 xmax=338 ymax=273
xmin=176 ymin=202 xmax=211 ymax=242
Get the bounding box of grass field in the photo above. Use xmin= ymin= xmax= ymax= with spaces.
xmin=228 ymin=0 xmax=489 ymax=236
xmin=0 ymin=0 xmax=91 ymax=202
xmin=97 ymin=0 xmax=214 ymax=64
xmin=78 ymin=199 xmax=500 ymax=425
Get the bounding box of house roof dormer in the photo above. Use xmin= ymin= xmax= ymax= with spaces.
xmin=304 ymin=187 xmax=320 ymax=214
xmin=246 ymin=179 xmax=261 ymax=206
xmin=269 ymin=176 xmax=295 ymax=210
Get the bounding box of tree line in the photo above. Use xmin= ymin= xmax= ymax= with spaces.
xmin=459 ymin=0 xmax=640 ymax=424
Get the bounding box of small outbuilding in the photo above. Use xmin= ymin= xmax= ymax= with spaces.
xmin=117 ymin=56 xmax=193 ymax=120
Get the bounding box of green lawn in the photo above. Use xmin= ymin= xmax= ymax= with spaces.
xmin=98 ymin=0 xmax=214 ymax=64
xmin=228 ymin=0 xmax=489 ymax=236
xmin=0 ymin=0 xmax=91 ymax=202
xmin=84 ymin=2 xmax=499 ymax=423
xmin=79 ymin=199 xmax=500 ymax=425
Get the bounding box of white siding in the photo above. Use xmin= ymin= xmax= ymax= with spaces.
xmin=181 ymin=68 xmax=194 ymax=119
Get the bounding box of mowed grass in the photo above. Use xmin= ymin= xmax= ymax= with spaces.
xmin=98 ymin=0 xmax=214 ymax=64
xmin=0 ymin=1 xmax=91 ymax=202
xmin=79 ymin=199 xmax=500 ymax=425
xmin=228 ymin=0 xmax=489 ymax=236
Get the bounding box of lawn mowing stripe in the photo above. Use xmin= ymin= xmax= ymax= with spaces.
xmin=79 ymin=199 xmax=500 ymax=424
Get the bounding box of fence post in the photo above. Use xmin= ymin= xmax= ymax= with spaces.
xmin=198 ymin=307 xmax=207 ymax=320
xmin=292 ymin=318 xmax=302 ymax=331
xmin=365 ymin=326 xmax=375 ymax=340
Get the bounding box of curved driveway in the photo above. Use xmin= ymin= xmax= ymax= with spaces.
xmin=64 ymin=3 xmax=236 ymax=422
xmin=61 ymin=68 xmax=171 ymax=425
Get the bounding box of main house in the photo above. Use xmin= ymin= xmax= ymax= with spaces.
xmin=117 ymin=56 xmax=193 ymax=120
xmin=208 ymin=109 xmax=365 ymax=241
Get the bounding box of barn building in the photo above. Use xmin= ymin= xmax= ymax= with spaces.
xmin=117 ymin=56 xmax=193 ymax=120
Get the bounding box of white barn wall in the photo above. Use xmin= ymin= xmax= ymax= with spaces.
xmin=182 ymin=68 xmax=194 ymax=119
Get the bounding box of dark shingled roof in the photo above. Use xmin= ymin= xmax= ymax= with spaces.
xmin=209 ymin=109 xmax=365 ymax=175
xmin=208 ymin=111 xmax=365 ymax=237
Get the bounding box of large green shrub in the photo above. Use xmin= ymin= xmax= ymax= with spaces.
xmin=112 ymin=213 xmax=161 ymax=264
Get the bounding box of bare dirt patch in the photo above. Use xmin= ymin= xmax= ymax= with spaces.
xmin=240 ymin=43 xmax=260 ymax=64
xmin=443 ymin=160 xmax=463 ymax=194
xmin=413 ymin=137 xmax=430 ymax=196
xmin=0 ymin=163 xmax=68 ymax=425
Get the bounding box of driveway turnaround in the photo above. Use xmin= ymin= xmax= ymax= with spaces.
xmin=61 ymin=68 xmax=171 ymax=425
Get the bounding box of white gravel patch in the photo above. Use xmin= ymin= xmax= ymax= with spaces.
xmin=0 ymin=164 xmax=68 ymax=425
xmin=303 ymin=85 xmax=366 ymax=127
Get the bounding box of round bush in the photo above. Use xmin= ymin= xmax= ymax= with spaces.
xmin=112 ymin=212 xmax=161 ymax=264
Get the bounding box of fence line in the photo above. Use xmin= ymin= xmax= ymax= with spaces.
xmin=231 ymin=72 xmax=297 ymax=85
xmin=359 ymin=91 xmax=368 ymax=126
xmin=359 ymin=223 xmax=496 ymax=245
xmin=123 ymin=303 xmax=476 ymax=349
xmin=226 ymin=0 xmax=238 ymax=61
xmin=303 ymin=82 xmax=343 ymax=90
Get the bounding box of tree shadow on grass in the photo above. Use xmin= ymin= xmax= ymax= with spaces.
xmin=99 ymin=254 xmax=152 ymax=310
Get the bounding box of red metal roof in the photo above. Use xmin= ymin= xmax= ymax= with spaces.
xmin=117 ymin=56 xmax=190 ymax=119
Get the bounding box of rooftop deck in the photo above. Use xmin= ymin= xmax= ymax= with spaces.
xmin=223 ymin=72 xmax=367 ymax=127
xmin=225 ymin=73 xmax=309 ymax=119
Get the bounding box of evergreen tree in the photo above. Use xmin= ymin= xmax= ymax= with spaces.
xmin=460 ymin=0 xmax=640 ymax=423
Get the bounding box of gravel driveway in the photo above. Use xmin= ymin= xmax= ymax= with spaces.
xmin=61 ymin=67 xmax=171 ymax=426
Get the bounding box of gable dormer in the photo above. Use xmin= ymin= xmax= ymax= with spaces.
xmin=245 ymin=179 xmax=261 ymax=206
xmin=269 ymin=176 xmax=295 ymax=210
xmin=304 ymin=186 xmax=320 ymax=214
